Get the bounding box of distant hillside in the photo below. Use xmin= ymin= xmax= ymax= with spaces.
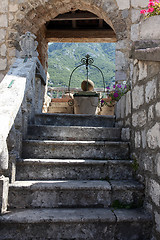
xmin=48 ymin=43 xmax=115 ymax=89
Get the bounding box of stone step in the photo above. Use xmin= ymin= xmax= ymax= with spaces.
xmin=34 ymin=113 xmax=115 ymax=127
xmin=0 ymin=208 xmax=152 ymax=240
xmin=8 ymin=180 xmax=144 ymax=209
xmin=22 ymin=140 xmax=130 ymax=160
xmin=47 ymin=106 xmax=74 ymax=114
xmin=16 ymin=159 xmax=133 ymax=181
xmin=49 ymin=102 xmax=71 ymax=107
xmin=27 ymin=125 xmax=121 ymax=141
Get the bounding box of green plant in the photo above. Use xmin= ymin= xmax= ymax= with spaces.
xmin=111 ymin=200 xmax=143 ymax=210
xmin=48 ymin=42 xmax=115 ymax=89
xmin=140 ymin=0 xmax=160 ymax=18
xmin=100 ymin=81 xmax=131 ymax=107
xmin=132 ymin=157 xmax=139 ymax=172
xmin=100 ymin=176 xmax=110 ymax=181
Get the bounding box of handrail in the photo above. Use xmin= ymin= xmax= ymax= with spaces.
xmin=0 ymin=57 xmax=46 ymax=171
xmin=48 ymin=86 xmax=105 ymax=94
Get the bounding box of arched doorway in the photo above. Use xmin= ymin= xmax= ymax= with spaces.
xmin=8 ymin=0 xmax=128 ymax=82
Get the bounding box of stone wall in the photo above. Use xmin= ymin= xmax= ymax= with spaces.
xmin=0 ymin=56 xmax=47 ymax=212
xmin=0 ymin=0 xmax=134 ymax=84
xmin=0 ymin=0 xmax=150 ymax=83
xmin=2 ymin=0 xmax=160 ymax=238
xmin=116 ymin=44 xmax=160 ymax=239
xmin=131 ymin=59 xmax=160 ymax=240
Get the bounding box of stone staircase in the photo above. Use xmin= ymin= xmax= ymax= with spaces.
xmin=0 ymin=113 xmax=152 ymax=240
xmin=47 ymin=99 xmax=74 ymax=114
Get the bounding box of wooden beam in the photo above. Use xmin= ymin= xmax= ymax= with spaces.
xmin=53 ymin=11 xmax=100 ymax=21
xmin=72 ymin=20 xmax=77 ymax=29
xmin=46 ymin=29 xmax=117 ymax=43
xmin=99 ymin=19 xmax=103 ymax=28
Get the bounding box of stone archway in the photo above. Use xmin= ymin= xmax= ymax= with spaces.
xmin=8 ymin=0 xmax=127 ymax=71
xmin=11 ymin=0 xmax=126 ymax=37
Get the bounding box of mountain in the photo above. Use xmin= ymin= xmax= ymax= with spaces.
xmin=48 ymin=43 xmax=115 ymax=89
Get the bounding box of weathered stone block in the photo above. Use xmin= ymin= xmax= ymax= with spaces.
xmin=125 ymin=118 xmax=131 ymax=127
xmin=9 ymin=3 xmax=18 ymax=12
xmin=134 ymin=59 xmax=138 ymax=65
xmin=134 ymin=48 xmax=160 ymax=62
xmin=9 ymin=13 xmax=14 ymax=21
xmin=131 ymin=24 xmax=140 ymax=41
xmin=116 ymin=39 xmax=129 ymax=50
xmin=0 ymin=176 xmax=9 ymax=213
xmin=135 ymin=131 xmax=141 ymax=148
xmin=115 ymin=100 xmax=121 ymax=119
xmin=115 ymin=209 xmax=152 ymax=240
xmin=132 ymin=65 xmax=138 ymax=85
xmin=147 ymin=123 xmax=160 ymax=149
xmin=0 ymin=14 xmax=8 ymax=27
xmin=8 ymin=48 xmax=16 ymax=57
xmin=120 ymin=95 xmax=125 ymax=119
xmin=143 ymin=154 xmax=153 ymax=172
xmin=148 ymin=105 xmax=154 ymax=122
xmin=141 ymin=129 xmax=147 ymax=149
xmin=147 ymin=62 xmax=160 ymax=78
xmin=156 ymin=153 xmax=160 ymax=177
xmin=130 ymin=62 xmax=134 ymax=80
xmin=115 ymin=51 xmax=127 ymax=71
xmin=35 ymin=113 xmax=115 ymax=127
xmin=0 ymin=208 xmax=117 ymax=239
xmin=155 ymin=102 xmax=160 ymax=117
xmin=121 ymin=128 xmax=130 ymax=141
xmin=0 ymin=73 xmax=4 ymax=83
xmin=0 ymin=29 xmax=6 ymax=43
xmin=22 ymin=140 xmax=130 ymax=160
xmin=131 ymin=0 xmax=148 ymax=8
xmin=132 ymin=85 xmax=144 ymax=109
xmin=138 ymin=61 xmax=147 ymax=81
xmin=149 ymin=179 xmax=160 ymax=206
xmin=0 ymin=58 xmax=7 ymax=70
xmin=132 ymin=110 xmax=147 ymax=127
xmin=155 ymin=211 xmax=160 ymax=234
xmin=116 ymin=0 xmax=130 ymax=10
xmin=126 ymin=91 xmax=131 ymax=116
xmin=0 ymin=0 xmax=8 ymax=13
xmin=27 ymin=125 xmax=121 ymax=141
xmin=131 ymin=9 xmax=141 ymax=23
xmin=9 ymin=180 xmax=112 ymax=208
xmin=145 ymin=78 xmax=157 ymax=104
xmin=140 ymin=16 xmax=160 ymax=40
xmin=122 ymin=9 xmax=129 ymax=19
xmin=0 ymin=44 xmax=6 ymax=57
xmin=16 ymin=159 xmax=133 ymax=181
xmin=115 ymin=71 xmax=127 ymax=81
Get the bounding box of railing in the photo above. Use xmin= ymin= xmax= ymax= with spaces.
xmin=0 ymin=57 xmax=47 ymax=173
xmin=47 ymin=86 xmax=106 ymax=98
xmin=0 ymin=31 xmax=48 ymax=214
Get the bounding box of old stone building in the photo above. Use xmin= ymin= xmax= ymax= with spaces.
xmin=0 ymin=0 xmax=160 ymax=239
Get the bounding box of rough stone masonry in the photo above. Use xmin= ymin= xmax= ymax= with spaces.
xmin=0 ymin=0 xmax=160 ymax=239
